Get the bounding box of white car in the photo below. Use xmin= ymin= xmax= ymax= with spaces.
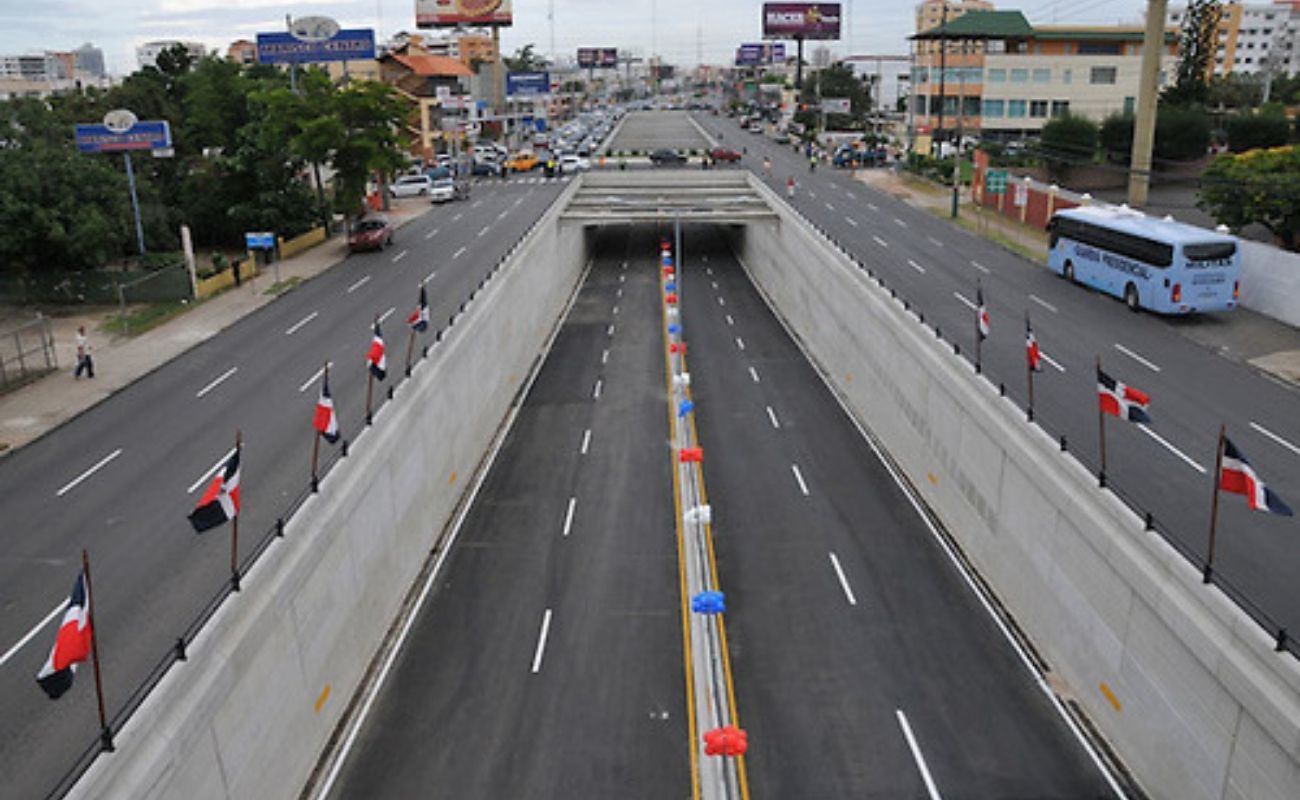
xmin=559 ymin=154 xmax=590 ymax=173
xmin=389 ymin=174 xmax=433 ymax=198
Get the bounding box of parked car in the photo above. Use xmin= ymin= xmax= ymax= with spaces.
xmin=710 ymin=147 xmax=742 ymax=163
xmin=649 ymin=149 xmax=687 ymax=166
xmin=348 ymin=216 xmax=394 ymax=252
xmin=505 ymin=151 xmax=540 ymax=172
xmin=430 ymin=176 xmax=470 ymax=203
xmin=389 ymin=174 xmax=433 ymax=198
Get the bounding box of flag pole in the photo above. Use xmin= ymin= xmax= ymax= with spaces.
xmin=1096 ymin=356 xmax=1107 ymax=488
xmin=974 ymin=280 xmax=983 ymax=375
xmin=230 ymin=429 xmax=242 ymax=592
xmin=82 ymin=548 xmax=113 ymax=752
xmin=1204 ymin=424 xmax=1226 ymax=583
xmin=1025 ymin=312 xmax=1034 ymax=422
xmin=311 ymin=363 xmax=325 ymax=493
xmin=404 ymin=289 xmax=417 ymax=377
xmin=365 ymin=316 xmax=377 ymax=426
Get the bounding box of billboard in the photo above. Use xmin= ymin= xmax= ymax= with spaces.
xmin=820 ymin=97 xmax=851 ymax=114
xmin=256 ymin=29 xmax=376 ymax=64
xmin=735 ymin=43 xmax=786 ymax=66
xmin=577 ymin=48 xmax=619 ymax=68
xmin=507 ymin=71 xmax=551 ymax=96
xmin=416 ymin=0 xmax=513 ymax=28
xmin=762 ymin=3 xmax=842 ymax=40
xmin=75 ymin=120 xmax=172 ymax=153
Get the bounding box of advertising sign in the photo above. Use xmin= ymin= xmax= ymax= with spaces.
xmin=577 ymin=48 xmax=619 ymax=68
xmin=507 ymin=71 xmax=551 ymax=96
xmin=820 ymin=97 xmax=851 ymax=114
xmin=245 ymin=232 xmax=275 ymax=250
xmin=75 ymin=120 xmax=172 ymax=153
xmin=735 ymin=43 xmax=786 ymax=65
xmin=416 ymin=0 xmax=513 ymax=29
xmin=256 ymin=29 xmax=375 ymax=64
xmin=289 ymin=15 xmax=340 ymax=42
xmin=762 ymin=3 xmax=842 ymax=40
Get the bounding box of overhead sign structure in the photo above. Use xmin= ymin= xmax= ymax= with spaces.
xmin=256 ymin=28 xmax=376 ymax=65
xmin=762 ymin=3 xmax=842 ymax=40
xmin=736 ymin=43 xmax=786 ymax=66
xmin=75 ymin=119 xmax=172 ymax=153
xmin=416 ymin=0 xmax=513 ymax=28
xmin=577 ymin=48 xmax=619 ymax=68
xmin=507 ymin=71 xmax=551 ymax=97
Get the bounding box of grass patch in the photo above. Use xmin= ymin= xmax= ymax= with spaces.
xmin=947 ymin=206 xmax=1048 ymax=264
xmin=102 ymin=299 xmax=191 ymax=337
xmin=265 ymin=276 xmax=303 ymax=297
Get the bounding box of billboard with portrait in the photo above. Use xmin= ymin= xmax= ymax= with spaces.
xmin=416 ymin=0 xmax=513 ymax=28
xmin=735 ymin=43 xmax=786 ymax=65
xmin=577 ymin=48 xmax=619 ymax=68
xmin=762 ymin=3 xmax=842 ymax=40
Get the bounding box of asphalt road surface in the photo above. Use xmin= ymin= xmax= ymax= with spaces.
xmin=607 ymin=110 xmax=713 ymax=154
xmin=325 ymin=229 xmax=690 ymax=799
xmin=699 ymin=111 xmax=1300 ymax=646
xmin=0 ymin=174 xmax=571 ymax=797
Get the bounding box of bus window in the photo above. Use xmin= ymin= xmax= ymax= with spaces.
xmin=1184 ymin=242 xmax=1236 ymax=261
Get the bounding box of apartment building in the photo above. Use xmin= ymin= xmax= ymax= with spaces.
xmin=1168 ymin=0 xmax=1300 ymax=77
xmin=911 ymin=10 xmax=1177 ymax=141
xmin=136 ymin=40 xmax=208 ymax=70
xmin=916 ymin=0 xmax=997 ymax=55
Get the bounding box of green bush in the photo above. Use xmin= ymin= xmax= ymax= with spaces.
xmin=1039 ymin=114 xmax=1097 ymax=179
xmin=1226 ymin=111 xmax=1292 ymax=153
xmin=1097 ymin=107 xmax=1212 ymax=163
xmin=1099 ymin=113 xmax=1134 ymax=161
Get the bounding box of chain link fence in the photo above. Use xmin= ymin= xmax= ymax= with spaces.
xmin=0 ymin=314 xmax=58 ymax=389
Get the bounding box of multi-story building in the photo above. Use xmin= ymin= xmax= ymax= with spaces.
xmin=0 ymin=45 xmax=109 ymax=99
xmin=916 ymin=0 xmax=997 ymax=55
xmin=1168 ymin=0 xmax=1300 ymax=77
xmin=136 ymin=40 xmax=208 ymax=70
xmin=227 ymin=40 xmax=257 ymax=67
xmin=911 ymin=10 xmax=1178 ymax=142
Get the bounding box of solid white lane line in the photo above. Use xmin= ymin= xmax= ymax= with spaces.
xmin=601 ymin=348 xmax=609 ymax=364
xmin=56 ymin=448 xmax=123 ymax=497
xmin=451 ymin=213 xmax=462 ymax=222
xmin=187 ymin=446 xmax=237 ymax=493
xmin=346 ymin=275 xmax=371 ymax=293
xmin=422 ymin=270 xmax=437 ymax=285
xmin=953 ymin=291 xmax=976 ymax=311
xmin=845 ymin=216 xmax=859 ymax=227
xmin=391 ymin=249 xmax=408 ymax=263
xmin=908 ymin=259 xmax=926 ymax=275
xmin=424 ymin=227 xmax=439 ymax=240
xmin=897 ymin=710 xmax=943 ymax=800
xmin=0 ymin=602 xmax=65 ymax=668
xmin=828 ymin=553 xmax=858 ymax=606
xmin=562 ymin=497 xmax=577 ymax=537
xmin=607 ymin=324 xmax=615 ymax=336
xmin=1114 ymin=343 xmax=1162 ymax=373
xmin=1251 ymin=422 xmax=1300 ymax=457
xmin=284 ymin=311 xmax=319 ymax=336
xmin=296 ymin=361 xmax=335 ymax=394
xmin=1138 ymin=425 xmax=1207 ymax=474
xmin=1029 ymin=294 xmax=1058 ymax=313
xmin=580 ymin=429 xmax=591 ymax=455
xmin=726 ymin=314 xmax=735 ymax=326
xmin=1040 ymin=352 xmax=1067 ymax=373
xmin=766 ymin=406 xmax=780 ymax=429
xmin=452 ymin=246 xmax=467 ymax=259
xmin=927 ymin=236 xmax=944 ymax=248
xmin=476 ymin=226 xmax=489 ymax=238
xmin=377 ymin=306 xmax=396 ymax=325
xmin=970 ymin=260 xmax=990 ymax=274
xmin=531 ymin=609 xmax=553 ymax=673
xmin=894 ymin=218 xmax=909 ymax=228
xmin=791 ymin=464 xmax=810 ymax=496
xmin=736 ymin=337 xmax=746 ymax=351
xmin=825 ymin=202 xmax=836 ymax=211
xmin=195 ymin=367 xmax=238 ymax=399
xmin=872 ymin=235 xmax=889 ymax=248
xmin=593 ymin=379 xmax=603 ymax=399
xmin=749 ymin=366 xmax=760 ymax=383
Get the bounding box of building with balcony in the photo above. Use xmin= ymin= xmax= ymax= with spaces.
xmin=137 ymin=40 xmax=208 ymax=69
xmin=1168 ymin=0 xmax=1300 ymax=77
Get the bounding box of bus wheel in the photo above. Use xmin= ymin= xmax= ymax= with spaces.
xmin=1063 ymin=261 xmax=1075 ymax=283
xmin=1124 ymin=283 xmax=1140 ymax=312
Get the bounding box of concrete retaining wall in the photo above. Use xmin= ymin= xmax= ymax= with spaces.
xmin=1239 ymin=240 xmax=1300 ymax=329
xmin=68 ymin=181 xmax=589 ymax=799
xmin=731 ymin=175 xmax=1300 ymax=800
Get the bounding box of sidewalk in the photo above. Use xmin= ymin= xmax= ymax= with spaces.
xmin=853 ymin=167 xmax=1300 ymax=386
xmin=0 ymin=199 xmax=431 ymax=455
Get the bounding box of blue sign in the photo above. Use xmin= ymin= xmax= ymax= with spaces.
xmin=507 ymin=71 xmax=551 ymax=97
xmin=245 ymin=232 xmax=276 ymax=250
xmin=75 ymin=121 xmax=172 ymax=153
xmin=256 ymin=29 xmax=375 ymax=65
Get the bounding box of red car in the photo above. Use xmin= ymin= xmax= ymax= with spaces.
xmin=710 ymin=147 xmax=743 ymax=163
xmin=348 ymin=215 xmax=394 ymax=252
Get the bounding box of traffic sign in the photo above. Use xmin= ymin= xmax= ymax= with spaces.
xmin=986 ymin=169 xmax=1008 ymax=195
xmin=507 ymin=71 xmax=550 ymax=97
xmin=256 ymin=28 xmax=375 ymax=65
xmin=75 ymin=120 xmax=172 ymax=153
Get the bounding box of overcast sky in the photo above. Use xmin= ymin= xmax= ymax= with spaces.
xmin=3 ymin=0 xmax=1153 ymax=76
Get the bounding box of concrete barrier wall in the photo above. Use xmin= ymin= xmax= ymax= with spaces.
xmin=1239 ymin=240 xmax=1300 ymax=329
xmin=69 ymin=180 xmax=589 ymax=799
xmin=731 ymin=176 xmax=1300 ymax=800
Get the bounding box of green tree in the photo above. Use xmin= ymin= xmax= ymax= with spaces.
xmin=1205 ymin=74 xmax=1264 ymax=110
xmin=1097 ymin=107 xmax=1211 ymax=162
xmin=1199 ymin=145 xmax=1300 ymax=249
xmin=1225 ymin=109 xmax=1291 ymax=152
xmin=1039 ymin=114 xmax=1097 ymax=178
xmin=798 ymin=63 xmax=869 ymax=130
xmin=329 ymin=80 xmax=408 ymax=217
xmin=1164 ymin=0 xmax=1221 ymax=106
xmin=503 ymin=44 xmax=547 ymax=72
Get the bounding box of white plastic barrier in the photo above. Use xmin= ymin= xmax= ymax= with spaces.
xmin=68 ymin=180 xmax=589 ymax=799
xmin=1238 ymin=239 xmax=1300 ymax=329
xmin=732 ymin=176 xmax=1300 ymax=800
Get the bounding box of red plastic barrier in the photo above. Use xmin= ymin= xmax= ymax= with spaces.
xmin=703 ymin=726 xmax=749 ymax=757
xmin=665 ymin=294 xmax=678 ymax=305
xmin=670 ymin=342 xmax=686 ymax=354
xmin=679 ymin=447 xmax=703 ymax=463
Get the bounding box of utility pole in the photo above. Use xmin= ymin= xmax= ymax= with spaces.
xmin=952 ymin=38 xmax=965 ymax=218
xmin=936 ymin=4 xmax=949 ymax=156
xmin=1127 ymin=0 xmax=1169 ymax=207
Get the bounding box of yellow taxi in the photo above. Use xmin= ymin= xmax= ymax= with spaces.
xmin=505 ymin=151 xmax=539 ymax=172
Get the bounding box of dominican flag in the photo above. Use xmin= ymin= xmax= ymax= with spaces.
xmin=36 ymin=572 xmax=93 ymax=699
xmin=367 ymin=322 xmax=387 ymax=380
xmin=1221 ymin=438 xmax=1293 ymax=515
xmin=313 ymin=373 xmax=340 ymax=444
xmin=1097 ymin=368 xmax=1151 ymax=423
xmin=189 ymin=447 xmax=241 ymax=533
xmin=1026 ymin=319 xmax=1042 ymax=372
xmin=976 ymin=286 xmax=990 ymax=340
xmin=408 ymin=287 xmax=429 ymax=333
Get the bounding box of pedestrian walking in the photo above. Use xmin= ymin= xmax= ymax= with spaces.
xmin=762 ymin=156 xmax=772 ymax=178
xmin=786 ymin=176 xmax=796 ymax=199
xmin=74 ymin=325 xmax=95 ymax=379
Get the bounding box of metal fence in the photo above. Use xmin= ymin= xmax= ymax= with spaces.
xmin=0 ymin=314 xmax=58 ymax=390
xmin=0 ymin=265 xmax=191 ymax=307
